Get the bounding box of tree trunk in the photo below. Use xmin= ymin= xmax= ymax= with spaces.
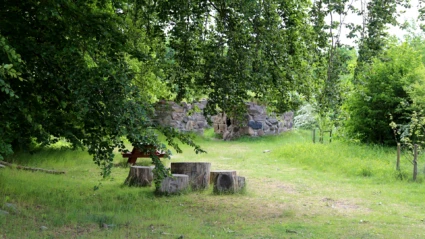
xmin=171 ymin=162 xmax=211 ymax=190
xmin=124 ymin=166 xmax=153 ymax=187
xmin=396 ymin=143 xmax=401 ymax=171
xmin=157 ymin=174 xmax=189 ymax=194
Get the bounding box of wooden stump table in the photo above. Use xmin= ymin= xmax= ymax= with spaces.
xmin=124 ymin=166 xmax=153 ymax=187
xmin=171 ymin=162 xmax=211 ymax=190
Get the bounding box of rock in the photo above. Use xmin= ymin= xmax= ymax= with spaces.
xmin=210 ymin=115 xmax=217 ymax=123
xmin=169 ymin=120 xmax=180 ymax=128
xmin=253 ymin=114 xmax=267 ymax=121
xmin=214 ymin=124 xmax=220 ymax=133
xmin=172 ymin=112 xmax=184 ymax=121
xmin=265 ymin=120 xmax=272 ymax=126
xmin=0 ymin=210 xmax=9 ymax=215
xmin=197 ymin=121 xmax=207 ymax=128
xmin=241 ymin=127 xmax=250 ymax=135
xmin=195 ymin=102 xmax=206 ymax=110
xmin=0 ymin=164 xmax=5 ymax=169
xmin=171 ymin=103 xmax=185 ymax=113
xmin=5 ymin=203 xmax=17 ymax=211
xmin=248 ymin=127 xmax=256 ymax=136
xmin=247 ymin=103 xmax=265 ymax=115
xmin=219 ymin=124 xmax=227 ymax=133
xmin=262 ymin=123 xmax=270 ymax=132
xmin=257 ymin=129 xmax=264 ymax=136
xmin=193 ymin=113 xmax=206 ymax=121
xmin=248 ymin=121 xmax=262 ymax=130
xmin=269 ymin=118 xmax=279 ymax=125
xmin=199 ymin=99 xmax=208 ymax=108
xmin=40 ymin=226 xmax=48 ymax=231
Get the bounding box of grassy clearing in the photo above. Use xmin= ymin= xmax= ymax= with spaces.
xmin=1 ymin=130 xmax=425 ymax=238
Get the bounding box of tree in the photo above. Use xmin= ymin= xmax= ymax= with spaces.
xmin=0 ymin=0 xmax=204 ymax=188
xmin=344 ymin=41 xmax=425 ymax=144
xmin=158 ymin=0 xmax=316 ymax=117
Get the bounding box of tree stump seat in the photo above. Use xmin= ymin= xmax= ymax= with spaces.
xmin=210 ymin=170 xmax=246 ymax=193
xmin=124 ymin=166 xmax=154 ymax=187
xmin=157 ymin=174 xmax=189 ymax=194
xmin=171 ymin=162 xmax=211 ymax=190
xmin=122 ymin=145 xmax=166 ymax=165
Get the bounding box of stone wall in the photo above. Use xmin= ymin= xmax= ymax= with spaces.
xmin=154 ymin=100 xmax=209 ymax=134
xmin=212 ymin=102 xmax=294 ymax=140
xmin=154 ymin=100 xmax=294 ymax=139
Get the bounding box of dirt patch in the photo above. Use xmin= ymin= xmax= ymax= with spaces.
xmin=276 ymin=184 xmax=298 ymax=194
xmin=321 ymin=197 xmax=370 ymax=213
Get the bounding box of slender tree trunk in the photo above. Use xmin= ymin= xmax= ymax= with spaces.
xmin=413 ymin=144 xmax=418 ymax=181
xmin=396 ymin=143 xmax=400 ymax=171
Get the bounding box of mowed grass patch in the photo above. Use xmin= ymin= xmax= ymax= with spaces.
xmin=1 ymin=129 xmax=425 ymax=238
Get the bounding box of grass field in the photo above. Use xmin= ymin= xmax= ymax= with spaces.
xmin=1 ymin=129 xmax=425 ymax=238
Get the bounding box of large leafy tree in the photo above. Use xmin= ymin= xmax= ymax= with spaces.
xmin=1 ymin=0 xmax=318 ymax=183
xmin=159 ymin=0 xmax=316 ymax=117
xmin=340 ymin=0 xmax=412 ymax=144
xmin=0 ymin=0 xmax=204 ymax=186
xmin=345 ymin=41 xmax=425 ymax=144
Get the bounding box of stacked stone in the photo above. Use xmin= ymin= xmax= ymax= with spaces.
xmin=212 ymin=102 xmax=294 ymax=140
xmin=212 ymin=113 xmax=227 ymax=134
xmin=154 ymin=100 xmax=209 ymax=134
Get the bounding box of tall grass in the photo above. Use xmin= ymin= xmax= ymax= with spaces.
xmin=1 ymin=129 xmax=425 ymax=238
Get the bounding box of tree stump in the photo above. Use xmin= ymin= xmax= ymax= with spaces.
xmin=210 ymin=170 xmax=237 ymax=184
xmin=124 ymin=166 xmax=153 ymax=187
xmin=236 ymin=176 xmax=246 ymax=191
xmin=157 ymin=174 xmax=189 ymax=194
xmin=211 ymin=171 xmax=246 ymax=193
xmin=171 ymin=162 xmax=211 ymax=190
xmin=213 ymin=171 xmax=238 ymax=193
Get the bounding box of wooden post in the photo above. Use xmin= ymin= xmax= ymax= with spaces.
xmin=329 ymin=130 xmax=332 ymax=143
xmin=124 ymin=166 xmax=153 ymax=187
xmin=313 ymin=129 xmax=316 ymax=143
xmin=413 ymin=144 xmax=418 ymax=181
xmin=396 ymin=143 xmax=401 ymax=171
xmin=171 ymin=162 xmax=211 ymax=190
xmin=319 ymin=130 xmax=323 ymax=143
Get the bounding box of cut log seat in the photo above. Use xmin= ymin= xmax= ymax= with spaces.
xmin=171 ymin=162 xmax=211 ymax=190
xmin=157 ymin=174 xmax=189 ymax=194
xmin=124 ymin=166 xmax=153 ymax=187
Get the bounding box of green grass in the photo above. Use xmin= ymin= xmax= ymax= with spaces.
xmin=1 ymin=129 xmax=425 ymax=238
